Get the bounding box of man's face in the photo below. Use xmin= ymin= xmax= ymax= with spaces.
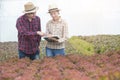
xmin=26 ymin=12 xmax=36 ymax=19
xmin=50 ymin=11 xmax=59 ymax=20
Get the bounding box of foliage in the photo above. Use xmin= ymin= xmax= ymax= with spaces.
xmin=0 ymin=51 xmax=120 ymax=80
xmin=68 ymin=36 xmax=95 ymax=55
xmin=0 ymin=39 xmax=120 ymax=80
xmin=0 ymin=42 xmax=18 ymax=61
xmin=79 ymin=35 xmax=120 ymax=54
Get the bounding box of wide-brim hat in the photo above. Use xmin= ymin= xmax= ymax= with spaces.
xmin=23 ymin=2 xmax=39 ymax=13
xmin=48 ymin=4 xmax=60 ymax=13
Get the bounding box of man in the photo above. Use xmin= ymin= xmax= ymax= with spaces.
xmin=16 ymin=2 xmax=44 ymax=60
xmin=45 ymin=4 xmax=68 ymax=57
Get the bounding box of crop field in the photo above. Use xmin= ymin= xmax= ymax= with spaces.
xmin=0 ymin=35 xmax=120 ymax=80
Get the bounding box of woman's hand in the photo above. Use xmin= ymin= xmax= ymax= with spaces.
xmin=46 ymin=34 xmax=53 ymax=37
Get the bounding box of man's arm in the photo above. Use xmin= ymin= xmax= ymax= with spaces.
xmin=16 ymin=18 xmax=44 ymax=37
xmin=16 ymin=18 xmax=37 ymax=36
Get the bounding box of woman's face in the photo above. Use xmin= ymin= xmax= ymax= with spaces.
xmin=50 ymin=11 xmax=59 ymax=21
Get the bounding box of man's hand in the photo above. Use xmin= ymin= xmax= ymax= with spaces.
xmin=37 ymin=31 xmax=45 ymax=36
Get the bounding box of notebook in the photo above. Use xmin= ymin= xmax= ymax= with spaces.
xmin=44 ymin=35 xmax=60 ymax=42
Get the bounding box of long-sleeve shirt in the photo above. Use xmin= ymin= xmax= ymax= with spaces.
xmin=46 ymin=18 xmax=68 ymax=49
xmin=16 ymin=14 xmax=41 ymax=54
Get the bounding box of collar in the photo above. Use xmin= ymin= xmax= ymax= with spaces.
xmin=23 ymin=14 xmax=28 ymax=21
xmin=51 ymin=16 xmax=62 ymax=23
xmin=23 ymin=14 xmax=35 ymax=21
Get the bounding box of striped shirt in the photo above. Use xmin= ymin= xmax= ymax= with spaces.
xmin=16 ymin=14 xmax=41 ymax=54
xmin=46 ymin=18 xmax=68 ymax=49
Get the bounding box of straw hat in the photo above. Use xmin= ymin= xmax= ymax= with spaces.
xmin=48 ymin=4 xmax=60 ymax=13
xmin=23 ymin=2 xmax=39 ymax=13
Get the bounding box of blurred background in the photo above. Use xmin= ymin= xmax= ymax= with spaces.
xmin=0 ymin=0 xmax=120 ymax=42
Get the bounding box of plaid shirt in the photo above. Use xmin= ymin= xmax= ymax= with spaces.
xmin=46 ymin=18 xmax=68 ymax=49
xmin=16 ymin=14 xmax=41 ymax=54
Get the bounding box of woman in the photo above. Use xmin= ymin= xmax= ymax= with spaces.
xmin=45 ymin=4 xmax=68 ymax=57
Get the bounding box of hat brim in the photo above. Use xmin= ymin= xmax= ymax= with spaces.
xmin=48 ymin=9 xmax=60 ymax=13
xmin=23 ymin=7 xmax=39 ymax=13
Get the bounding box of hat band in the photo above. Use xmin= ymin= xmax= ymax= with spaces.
xmin=25 ymin=7 xmax=36 ymax=12
xmin=49 ymin=8 xmax=59 ymax=11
